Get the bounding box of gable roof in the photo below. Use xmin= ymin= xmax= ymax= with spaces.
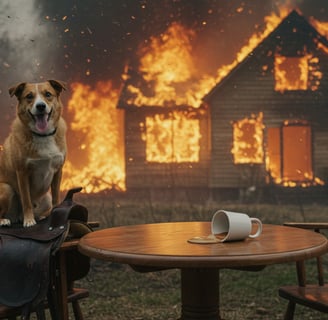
xmin=202 ymin=10 xmax=328 ymax=103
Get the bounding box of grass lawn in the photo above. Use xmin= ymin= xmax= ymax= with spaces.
xmin=71 ymin=193 xmax=328 ymax=320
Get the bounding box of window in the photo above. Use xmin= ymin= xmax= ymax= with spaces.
xmin=274 ymin=54 xmax=322 ymax=92
xmin=274 ymin=55 xmax=309 ymax=92
xmin=142 ymin=112 xmax=201 ymax=163
xmin=231 ymin=113 xmax=264 ymax=164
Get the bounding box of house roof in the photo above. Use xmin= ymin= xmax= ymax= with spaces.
xmin=202 ymin=10 xmax=328 ymax=103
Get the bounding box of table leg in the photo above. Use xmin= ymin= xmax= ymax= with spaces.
xmin=180 ymin=268 xmax=221 ymax=320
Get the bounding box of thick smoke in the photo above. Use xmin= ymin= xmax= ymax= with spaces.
xmin=0 ymin=0 xmax=56 ymax=138
xmin=0 ymin=0 xmax=55 ymax=84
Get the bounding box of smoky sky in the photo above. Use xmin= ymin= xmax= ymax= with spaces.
xmin=0 ymin=0 xmax=328 ymax=139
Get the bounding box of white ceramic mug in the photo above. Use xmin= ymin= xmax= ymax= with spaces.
xmin=211 ymin=210 xmax=262 ymax=242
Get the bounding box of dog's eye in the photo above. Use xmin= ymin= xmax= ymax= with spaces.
xmin=26 ymin=93 xmax=34 ymax=100
xmin=45 ymin=91 xmax=52 ymax=98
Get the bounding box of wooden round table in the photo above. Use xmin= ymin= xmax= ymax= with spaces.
xmin=78 ymin=222 xmax=328 ymax=320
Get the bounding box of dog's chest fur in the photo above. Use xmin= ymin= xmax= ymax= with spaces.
xmin=26 ymin=136 xmax=65 ymax=196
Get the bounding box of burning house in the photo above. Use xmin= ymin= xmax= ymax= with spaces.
xmin=117 ymin=9 xmax=328 ymax=201
xmin=204 ymin=10 xmax=328 ymax=201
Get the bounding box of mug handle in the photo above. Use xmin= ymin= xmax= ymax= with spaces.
xmin=249 ymin=218 xmax=262 ymax=238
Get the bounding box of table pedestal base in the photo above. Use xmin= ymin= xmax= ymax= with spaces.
xmin=181 ymin=268 xmax=221 ymax=320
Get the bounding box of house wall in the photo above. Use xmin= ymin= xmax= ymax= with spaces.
xmin=208 ymin=60 xmax=268 ymax=189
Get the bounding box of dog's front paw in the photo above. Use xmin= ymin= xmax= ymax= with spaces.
xmin=0 ymin=218 xmax=11 ymax=226
xmin=23 ymin=217 xmax=36 ymax=227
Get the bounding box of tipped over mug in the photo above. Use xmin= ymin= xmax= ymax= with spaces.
xmin=211 ymin=210 xmax=262 ymax=242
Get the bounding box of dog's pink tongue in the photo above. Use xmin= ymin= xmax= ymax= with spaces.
xmin=35 ymin=115 xmax=48 ymax=132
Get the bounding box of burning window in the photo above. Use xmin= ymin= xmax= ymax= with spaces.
xmin=266 ymin=127 xmax=281 ymax=181
xmin=274 ymin=55 xmax=309 ymax=92
xmin=142 ymin=111 xmax=201 ymax=163
xmin=283 ymin=124 xmax=312 ymax=181
xmin=231 ymin=113 xmax=264 ymax=164
xmin=274 ymin=54 xmax=322 ymax=92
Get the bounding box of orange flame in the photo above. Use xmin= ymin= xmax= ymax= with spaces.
xmin=231 ymin=112 xmax=264 ymax=164
xmin=275 ymin=55 xmax=308 ymax=92
xmin=61 ymin=81 xmax=125 ymax=193
xmin=126 ymin=8 xmax=289 ymax=108
xmin=310 ymin=18 xmax=328 ymax=39
xmin=126 ymin=22 xmax=205 ymax=107
xmin=274 ymin=54 xmax=322 ymax=92
xmin=141 ymin=111 xmax=201 ymax=163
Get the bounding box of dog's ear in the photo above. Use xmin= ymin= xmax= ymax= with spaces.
xmin=47 ymin=80 xmax=67 ymax=95
xmin=9 ymin=82 xmax=26 ymax=98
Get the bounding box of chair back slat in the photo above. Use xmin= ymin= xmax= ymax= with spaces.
xmin=317 ymin=255 xmax=325 ymax=286
xmin=296 ymin=260 xmax=306 ymax=287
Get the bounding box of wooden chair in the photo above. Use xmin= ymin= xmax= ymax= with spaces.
xmin=278 ymin=222 xmax=328 ymax=319
xmin=0 ymin=221 xmax=99 ymax=320
xmin=0 ymin=288 xmax=89 ymax=320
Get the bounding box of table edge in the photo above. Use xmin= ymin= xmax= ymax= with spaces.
xmin=78 ymin=223 xmax=328 ymax=269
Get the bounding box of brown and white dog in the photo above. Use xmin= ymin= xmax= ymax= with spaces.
xmin=0 ymin=80 xmax=67 ymax=227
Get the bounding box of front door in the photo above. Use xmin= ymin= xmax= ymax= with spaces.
xmin=266 ymin=123 xmax=313 ymax=184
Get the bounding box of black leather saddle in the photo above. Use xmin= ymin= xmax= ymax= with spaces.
xmin=0 ymin=187 xmax=89 ymax=319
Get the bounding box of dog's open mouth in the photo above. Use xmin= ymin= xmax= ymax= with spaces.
xmin=29 ymin=109 xmax=52 ymax=133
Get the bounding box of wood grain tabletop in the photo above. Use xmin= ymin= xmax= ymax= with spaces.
xmin=78 ymin=222 xmax=328 ymax=269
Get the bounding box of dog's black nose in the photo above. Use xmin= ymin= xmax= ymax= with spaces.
xmin=36 ymin=103 xmax=46 ymax=112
